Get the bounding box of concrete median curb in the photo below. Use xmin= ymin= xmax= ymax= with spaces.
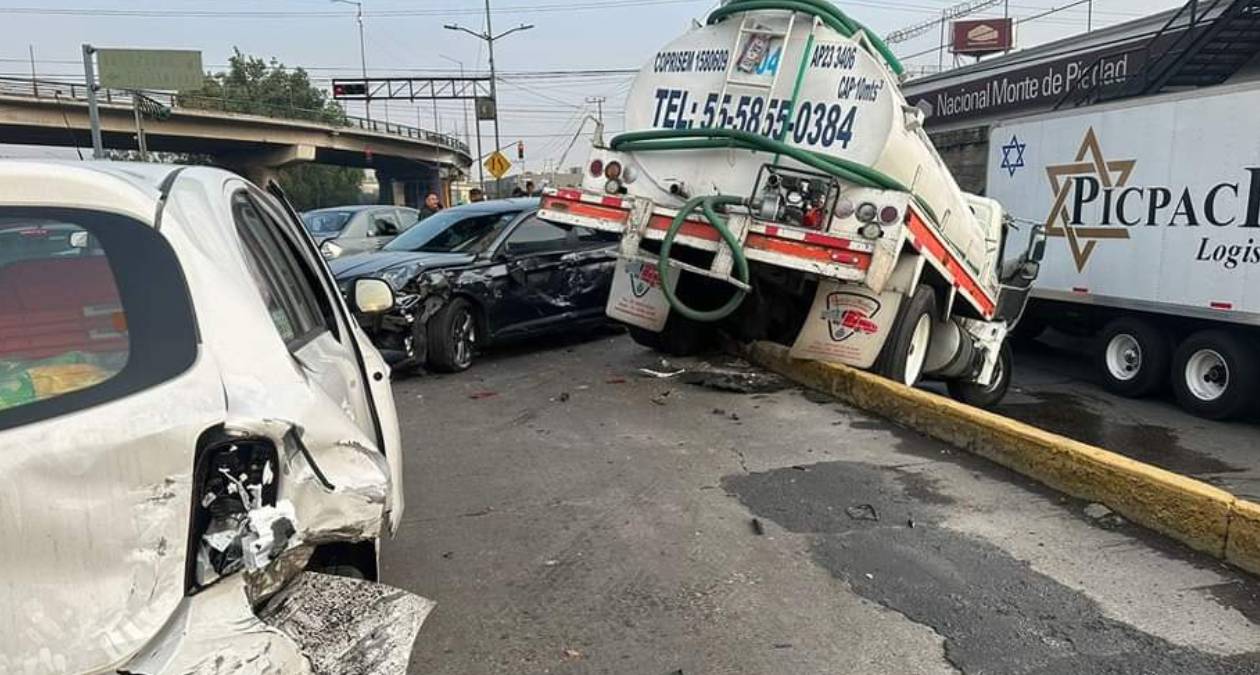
xmin=742 ymin=341 xmax=1260 ymax=575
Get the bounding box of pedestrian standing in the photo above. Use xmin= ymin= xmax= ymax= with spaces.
xmin=419 ymin=193 xmax=443 ymax=219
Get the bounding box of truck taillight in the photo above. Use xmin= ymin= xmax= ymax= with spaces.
xmin=604 ymin=161 xmax=622 ymax=180
xmin=589 ymin=159 xmax=604 ymax=177
xmin=879 ymin=206 xmax=899 ymax=224
xmin=836 ymin=199 xmax=855 ymax=219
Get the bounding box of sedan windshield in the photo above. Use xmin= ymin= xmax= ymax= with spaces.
xmin=384 ymin=209 xmax=518 ymax=253
xmin=302 ymin=210 xmax=354 ymax=236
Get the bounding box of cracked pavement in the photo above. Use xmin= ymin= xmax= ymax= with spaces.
xmin=382 ymin=332 xmax=1260 ymax=674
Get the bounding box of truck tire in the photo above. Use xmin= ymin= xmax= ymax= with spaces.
xmin=628 ymin=315 xmax=714 ymax=356
xmin=877 ymin=284 xmax=936 ymax=386
xmin=1095 ymin=317 xmax=1169 ymax=398
xmin=1171 ymin=330 xmax=1259 ymax=420
xmin=426 ymin=298 xmax=477 ymax=373
xmin=947 ymin=342 xmax=1012 ymax=409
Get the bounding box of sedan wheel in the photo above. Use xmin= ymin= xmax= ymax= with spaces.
xmin=427 ymin=298 xmax=478 ymax=373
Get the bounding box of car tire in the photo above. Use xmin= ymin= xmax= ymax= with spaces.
xmin=1095 ymin=317 xmax=1169 ymax=398
xmin=876 ymin=284 xmax=936 ymax=386
xmin=427 ymin=298 xmax=477 ymax=373
xmin=947 ymin=342 xmax=1012 ymax=409
xmin=1171 ymin=330 xmax=1259 ymax=420
xmin=629 ymin=314 xmax=714 ymax=356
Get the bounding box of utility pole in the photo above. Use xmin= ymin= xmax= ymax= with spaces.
xmin=81 ymin=44 xmax=103 ymax=159
xmin=586 ymin=95 xmax=606 ymax=124
xmin=28 ymin=45 xmax=37 ymax=97
xmin=445 ymin=4 xmax=533 ymax=170
xmin=332 ymin=0 xmax=369 ymax=121
xmin=441 ymin=54 xmax=472 ymax=150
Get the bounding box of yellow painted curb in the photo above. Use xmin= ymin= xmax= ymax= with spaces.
xmin=743 ymin=341 xmax=1260 ymax=574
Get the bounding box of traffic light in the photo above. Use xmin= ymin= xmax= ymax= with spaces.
xmin=332 ymin=81 xmax=367 ymax=98
xmin=517 ymin=140 xmax=525 ymax=160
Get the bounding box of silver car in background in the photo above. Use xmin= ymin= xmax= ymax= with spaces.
xmin=302 ymin=205 xmax=420 ymax=259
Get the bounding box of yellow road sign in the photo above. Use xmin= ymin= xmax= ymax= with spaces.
xmin=485 ymin=151 xmax=512 ymax=179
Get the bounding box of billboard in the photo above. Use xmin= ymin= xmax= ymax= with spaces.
xmin=97 ymin=49 xmax=203 ymax=91
xmin=951 ymin=18 xmax=1014 ymax=56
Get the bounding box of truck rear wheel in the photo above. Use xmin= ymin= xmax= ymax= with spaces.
xmin=947 ymin=342 xmax=1012 ymax=409
xmin=1096 ymin=317 xmax=1169 ymax=398
xmin=877 ymin=285 xmax=936 ymax=386
xmin=1172 ymin=330 xmax=1259 ymax=420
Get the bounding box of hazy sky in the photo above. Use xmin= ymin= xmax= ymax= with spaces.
xmin=0 ymin=0 xmax=1184 ymax=172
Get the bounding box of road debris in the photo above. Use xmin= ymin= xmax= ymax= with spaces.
xmin=845 ymin=504 xmax=879 ymax=522
xmin=751 ymin=517 xmax=765 ymax=535
xmin=468 ymin=391 xmax=499 ymax=400
xmin=563 ymin=648 xmax=584 ymax=659
xmin=553 ymin=392 xmax=571 ymax=402
xmin=605 ymin=377 xmax=628 ymax=384
xmin=1083 ymin=503 xmax=1113 ymax=520
xmin=639 ymin=366 xmax=686 ymax=378
xmin=651 ymin=389 xmax=676 ymax=405
xmin=680 ymin=360 xmax=788 ymax=394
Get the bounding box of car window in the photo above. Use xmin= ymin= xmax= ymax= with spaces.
xmin=574 ymin=225 xmax=620 ymax=247
xmin=397 ymin=208 xmax=420 ymax=231
xmin=369 ymin=211 xmax=402 ymax=237
xmin=385 ymin=209 xmax=518 ymax=253
xmin=505 ymin=215 xmax=573 ymax=255
xmin=302 ymin=210 xmax=353 ymax=236
xmin=232 ymin=192 xmax=325 ymax=346
xmin=0 ymin=209 xmax=197 ymax=429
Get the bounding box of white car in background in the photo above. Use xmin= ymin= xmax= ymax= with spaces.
xmin=0 ymin=161 xmax=429 ymax=673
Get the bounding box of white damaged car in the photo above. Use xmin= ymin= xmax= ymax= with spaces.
xmin=0 ymin=161 xmax=430 ymax=674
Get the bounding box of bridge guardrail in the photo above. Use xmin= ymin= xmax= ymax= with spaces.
xmin=0 ymin=76 xmax=469 ymax=156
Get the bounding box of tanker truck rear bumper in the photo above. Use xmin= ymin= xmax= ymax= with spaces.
xmin=541 ymin=187 xmax=875 ymax=284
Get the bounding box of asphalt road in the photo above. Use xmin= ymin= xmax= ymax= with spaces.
xmin=382 ymin=333 xmax=1260 ymax=675
xmin=1002 ymin=332 xmax=1260 ymax=501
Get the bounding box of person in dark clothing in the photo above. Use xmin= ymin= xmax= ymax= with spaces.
xmin=525 ymin=180 xmax=537 ymax=196
xmin=419 ymin=193 xmax=442 ymax=219
xmin=510 ymin=186 xmax=526 ymax=197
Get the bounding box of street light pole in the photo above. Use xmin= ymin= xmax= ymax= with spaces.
xmin=445 ymin=4 xmax=533 ymax=181
xmin=440 ymin=55 xmax=473 ymax=150
xmin=332 ymin=0 xmax=369 ymax=121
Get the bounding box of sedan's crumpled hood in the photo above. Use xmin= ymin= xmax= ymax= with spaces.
xmin=329 ymin=251 xmax=474 ymax=281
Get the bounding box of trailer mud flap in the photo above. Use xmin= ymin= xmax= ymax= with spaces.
xmin=790 ymin=280 xmax=902 ymax=369
xmin=606 ymin=258 xmax=679 ymax=332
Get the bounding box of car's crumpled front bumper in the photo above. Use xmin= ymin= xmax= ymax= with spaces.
xmin=119 ymin=570 xmax=434 ymax=675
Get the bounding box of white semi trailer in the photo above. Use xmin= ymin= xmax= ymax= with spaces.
xmin=988 ymin=83 xmax=1260 ymax=419
xmin=540 ymin=0 xmax=1047 ymax=408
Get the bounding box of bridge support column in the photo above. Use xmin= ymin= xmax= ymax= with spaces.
xmin=219 ymin=144 xmax=317 ymax=186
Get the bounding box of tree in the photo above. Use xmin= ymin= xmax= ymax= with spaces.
xmin=186 ymin=49 xmax=367 ymax=210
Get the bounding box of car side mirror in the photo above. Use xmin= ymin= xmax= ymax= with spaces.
xmin=69 ymin=231 xmax=90 ymax=248
xmin=352 ymin=278 xmax=395 ymax=314
xmin=1026 ymin=223 xmax=1047 ymax=263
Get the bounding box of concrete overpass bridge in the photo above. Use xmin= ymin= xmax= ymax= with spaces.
xmin=0 ymin=77 xmax=473 ymax=206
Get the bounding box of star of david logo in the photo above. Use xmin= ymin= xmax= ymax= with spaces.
xmin=1043 ymin=127 xmax=1136 ymax=272
xmin=999 ymin=135 xmax=1026 ymax=177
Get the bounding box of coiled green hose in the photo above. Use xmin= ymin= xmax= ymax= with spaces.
xmin=707 ymin=0 xmax=904 ymax=77
xmin=615 ymin=1 xmax=918 ymax=323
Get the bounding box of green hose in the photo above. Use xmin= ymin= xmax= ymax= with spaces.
xmin=611 ymin=128 xmax=937 ymax=221
xmin=621 ymin=1 xmax=912 ymax=324
xmin=658 ymin=195 xmax=750 ymax=322
xmin=707 ymin=0 xmax=904 ymax=77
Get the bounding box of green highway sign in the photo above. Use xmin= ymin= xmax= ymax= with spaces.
xmin=98 ymin=49 xmax=204 ymax=91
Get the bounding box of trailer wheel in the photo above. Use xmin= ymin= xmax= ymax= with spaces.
xmin=947 ymin=342 xmax=1012 ymax=409
xmin=628 ymin=315 xmax=714 ymax=356
xmin=877 ymin=284 xmax=936 ymax=386
xmin=1172 ymin=330 xmax=1259 ymax=420
xmin=1095 ymin=317 xmax=1169 ymax=398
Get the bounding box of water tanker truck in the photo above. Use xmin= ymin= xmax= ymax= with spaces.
xmin=539 ymin=0 xmax=1047 ymax=407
